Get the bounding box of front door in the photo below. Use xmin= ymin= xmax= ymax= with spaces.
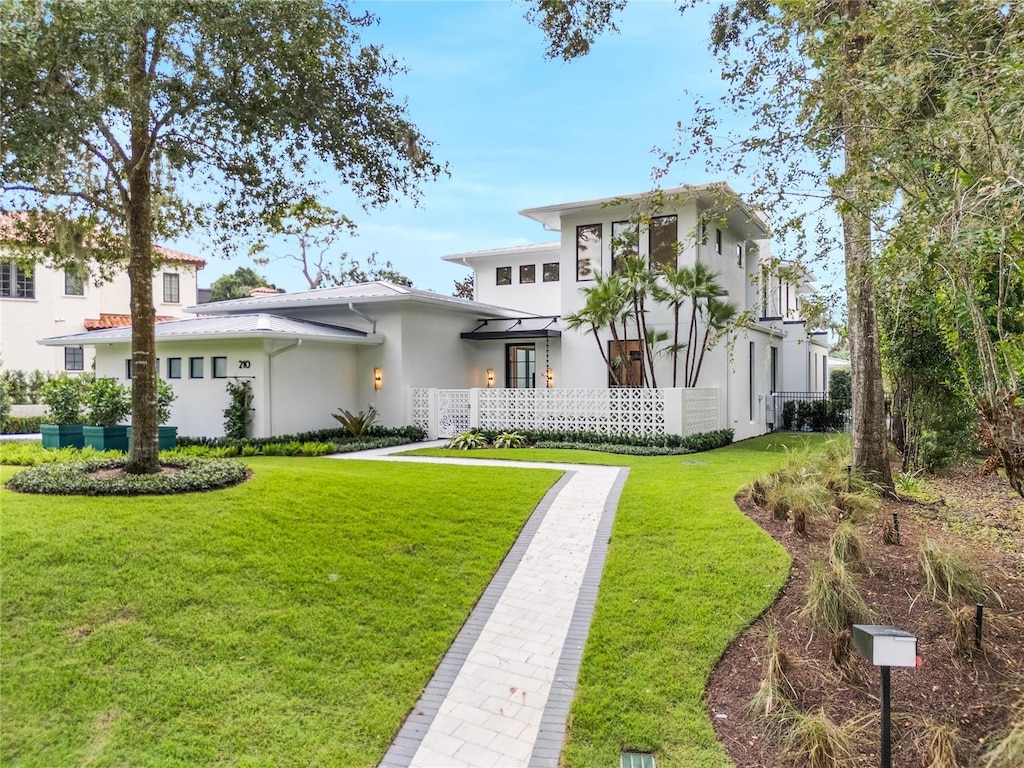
xmin=506 ymin=344 xmax=536 ymax=388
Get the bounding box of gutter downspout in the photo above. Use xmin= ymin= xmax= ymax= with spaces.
xmin=348 ymin=303 xmax=377 ymax=334
xmin=267 ymin=340 xmax=302 ymax=436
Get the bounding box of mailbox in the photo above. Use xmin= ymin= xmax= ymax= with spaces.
xmin=852 ymin=624 xmax=918 ymax=668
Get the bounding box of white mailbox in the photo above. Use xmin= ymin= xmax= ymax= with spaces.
xmin=852 ymin=625 xmax=918 ymax=668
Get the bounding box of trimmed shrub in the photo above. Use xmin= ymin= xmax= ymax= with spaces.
xmin=84 ymin=378 xmax=131 ymax=426
xmin=493 ymin=431 xmax=527 ymax=449
xmin=445 ymin=431 xmax=487 ymax=450
xmin=1 ymin=415 xmax=44 ymax=434
xmin=4 ymin=457 xmax=248 ymax=495
xmin=332 ymin=406 xmax=379 ymax=437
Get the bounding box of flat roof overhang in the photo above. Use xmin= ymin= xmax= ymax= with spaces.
xmin=460 ymin=316 xmax=561 ymax=341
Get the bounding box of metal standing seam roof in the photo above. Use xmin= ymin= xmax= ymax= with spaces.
xmin=38 ymin=314 xmax=382 ymax=346
xmin=186 ymin=281 xmax=532 ymax=318
xmin=441 ymin=241 xmax=561 ymax=263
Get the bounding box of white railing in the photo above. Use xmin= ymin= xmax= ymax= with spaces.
xmin=409 ymin=387 xmax=722 ymax=439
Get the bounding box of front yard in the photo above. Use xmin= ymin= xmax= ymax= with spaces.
xmin=0 ymin=458 xmax=559 ymax=767
xmin=2 ymin=433 xmax=820 ymax=767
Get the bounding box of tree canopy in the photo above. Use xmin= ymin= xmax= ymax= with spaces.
xmin=1 ymin=0 xmax=443 ymax=472
xmin=208 ymin=267 xmax=279 ymax=303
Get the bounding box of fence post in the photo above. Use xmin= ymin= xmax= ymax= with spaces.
xmin=469 ymin=388 xmax=480 ymax=431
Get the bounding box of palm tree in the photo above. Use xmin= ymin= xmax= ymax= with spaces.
xmin=654 ymin=264 xmax=691 ymax=387
xmin=689 ymin=296 xmax=739 ymax=386
xmin=619 ymin=254 xmax=659 ymax=387
xmin=567 ymin=272 xmax=632 ymax=386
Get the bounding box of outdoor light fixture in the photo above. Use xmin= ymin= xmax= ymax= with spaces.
xmin=373 ymin=367 xmax=382 ymax=391
xmin=545 ymin=368 xmax=554 ymax=388
xmin=852 ymin=624 xmax=920 ymax=768
xmin=486 ymin=369 xmax=494 ymax=388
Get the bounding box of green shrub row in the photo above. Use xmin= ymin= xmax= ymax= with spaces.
xmin=0 ymin=442 xmax=124 ymax=466
xmin=175 ymin=424 xmax=426 ymax=449
xmin=164 ymin=436 xmax=407 ymax=458
xmin=530 ymin=428 xmax=734 ymax=456
xmin=5 ymin=457 xmax=248 ymax=496
xmin=1 ymin=415 xmax=44 ymax=434
xmin=468 ymin=427 xmax=733 ymax=449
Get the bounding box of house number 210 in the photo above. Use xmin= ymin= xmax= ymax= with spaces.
xmin=238 ymin=360 xmax=251 ymax=369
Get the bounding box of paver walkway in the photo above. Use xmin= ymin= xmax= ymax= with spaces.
xmin=330 ymin=442 xmax=628 ymax=768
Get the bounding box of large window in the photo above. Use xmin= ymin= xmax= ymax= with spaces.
xmin=64 ymin=267 xmax=85 ymax=296
xmin=65 ymin=346 xmax=84 ymax=371
xmin=608 ymin=339 xmax=643 ymax=387
xmin=167 ymin=357 xmax=182 ymax=379
xmin=496 ymin=266 xmax=511 ymax=286
xmin=519 ymin=264 xmax=536 ymax=284
xmin=648 ymin=215 xmax=677 ymax=271
xmin=576 ymin=224 xmax=601 ymax=281
xmin=611 ymin=221 xmax=638 ymax=273
xmin=163 ymin=272 xmax=180 ymax=303
xmin=542 ymin=262 xmax=560 ymax=282
xmin=0 ymin=258 xmax=34 ymax=299
xmin=506 ymin=344 xmax=536 ymax=388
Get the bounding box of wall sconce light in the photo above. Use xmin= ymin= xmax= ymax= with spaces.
xmin=373 ymin=367 xmax=382 ymax=391
xmin=486 ymin=369 xmax=495 ymax=388
xmin=545 ymin=369 xmax=554 ymax=388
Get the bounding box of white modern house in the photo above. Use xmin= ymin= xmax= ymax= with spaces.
xmin=38 ymin=184 xmax=829 ymax=440
xmin=0 ymin=243 xmax=205 ymax=374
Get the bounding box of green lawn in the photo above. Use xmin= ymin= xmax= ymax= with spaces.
xmin=0 ymin=458 xmax=560 ymax=767
xmin=409 ymin=433 xmax=827 ymax=767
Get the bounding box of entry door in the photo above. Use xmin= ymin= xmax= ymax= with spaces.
xmin=506 ymin=344 xmax=536 ymax=388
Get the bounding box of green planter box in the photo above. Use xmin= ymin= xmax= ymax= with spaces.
xmin=126 ymin=426 xmax=179 ymax=451
xmin=158 ymin=426 xmax=178 ymax=451
xmin=40 ymin=424 xmax=85 ymax=449
xmin=83 ymin=425 xmax=130 ymax=452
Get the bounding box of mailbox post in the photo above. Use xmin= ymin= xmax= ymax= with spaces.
xmin=852 ymin=625 xmax=919 ymax=768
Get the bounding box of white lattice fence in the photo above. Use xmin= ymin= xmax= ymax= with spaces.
xmin=410 ymin=388 xmax=432 ymax=435
xmin=478 ymin=388 xmax=668 ymax=436
xmin=437 ymin=389 xmax=471 ymax=437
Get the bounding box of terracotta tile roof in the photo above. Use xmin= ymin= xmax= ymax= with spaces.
xmin=0 ymin=212 xmax=206 ymax=268
xmin=84 ymin=313 xmax=176 ymax=330
xmin=248 ymin=286 xmax=282 ymax=296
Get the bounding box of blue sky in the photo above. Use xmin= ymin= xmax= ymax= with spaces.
xmin=173 ymin=0 xmax=760 ymax=294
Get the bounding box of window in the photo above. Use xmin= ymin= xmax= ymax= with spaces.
xmin=648 ymin=215 xmax=677 ymax=271
xmin=737 ymin=243 xmax=744 ymax=268
xmin=496 ymin=266 xmax=512 ymax=286
xmin=519 ymin=264 xmax=536 ymax=284
xmin=576 ymin=223 xmax=601 ymax=280
xmin=608 ymin=339 xmax=643 ymax=387
xmin=749 ymin=342 xmax=756 ymax=421
xmin=189 ymin=357 xmax=204 ymax=379
xmin=212 ymin=356 xmax=227 ymax=378
xmin=715 ymin=228 xmax=723 ymax=255
xmin=611 ymin=221 xmax=638 ymax=273
xmin=0 ymin=258 xmax=34 ymax=299
xmin=506 ymin=344 xmax=536 ymax=388
xmin=125 ymin=359 xmax=132 ymax=380
xmin=167 ymin=357 xmax=182 ymax=379
xmin=163 ymin=272 xmax=180 ymax=303
xmin=64 ymin=267 xmax=85 ymax=296
xmin=65 ymin=346 xmax=84 ymax=371
xmin=542 ymin=262 xmax=560 ymax=282
xmin=770 ymin=346 xmax=778 ymax=393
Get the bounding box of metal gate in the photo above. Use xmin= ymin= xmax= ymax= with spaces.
xmin=437 ymin=389 xmax=471 ymax=437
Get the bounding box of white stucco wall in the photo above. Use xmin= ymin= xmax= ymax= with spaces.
xmin=470 ymin=246 xmax=562 ymax=316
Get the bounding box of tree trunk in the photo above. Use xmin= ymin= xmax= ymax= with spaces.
xmin=124 ymin=22 xmax=160 ymax=475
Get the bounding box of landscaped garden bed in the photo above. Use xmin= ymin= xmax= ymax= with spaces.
xmin=708 ymin=455 xmax=1024 ymax=768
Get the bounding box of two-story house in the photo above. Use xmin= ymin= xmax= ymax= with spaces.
xmin=0 ymin=244 xmax=205 ymax=375
xmin=39 ymin=183 xmax=827 ymax=439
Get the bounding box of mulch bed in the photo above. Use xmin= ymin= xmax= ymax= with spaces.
xmin=707 ymin=465 xmax=1024 ymax=767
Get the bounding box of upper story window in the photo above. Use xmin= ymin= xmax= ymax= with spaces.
xmin=611 ymin=221 xmax=638 ymax=273
xmin=64 ymin=267 xmax=85 ymax=296
xmin=496 ymin=266 xmax=512 ymax=286
xmin=519 ymin=264 xmax=536 ymax=284
xmin=715 ymin=228 xmax=723 ymax=256
xmin=576 ymin=223 xmax=601 ymax=281
xmin=163 ymin=272 xmax=180 ymax=303
xmin=542 ymin=262 xmax=559 ymax=282
xmin=737 ymin=243 xmax=744 ymax=268
xmin=0 ymin=258 xmax=34 ymax=299
xmin=648 ymin=215 xmax=678 ymax=271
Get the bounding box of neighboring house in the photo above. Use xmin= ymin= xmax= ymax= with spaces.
xmin=39 ymin=183 xmax=828 ymax=439
xmin=0 ymin=242 xmax=205 ymax=374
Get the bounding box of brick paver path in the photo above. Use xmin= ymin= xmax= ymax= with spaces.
xmin=330 ymin=444 xmax=627 ymax=768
